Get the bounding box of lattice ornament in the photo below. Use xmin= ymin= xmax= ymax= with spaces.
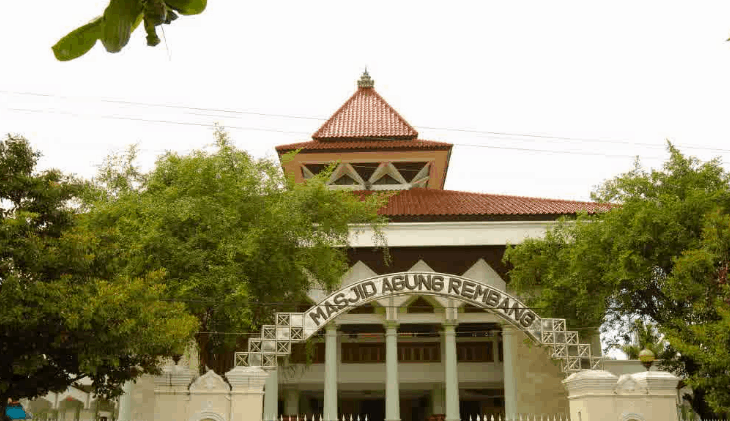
xmin=538 ymin=318 xmax=599 ymax=373
xmin=236 ymin=312 xmax=307 ymax=369
xmin=233 ymin=314 xmax=602 ymax=373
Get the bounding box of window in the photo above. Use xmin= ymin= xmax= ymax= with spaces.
xmin=398 ymin=342 xmax=440 ymax=362
xmin=342 ymin=343 xmax=385 ymax=363
xmin=289 ymin=343 xmax=325 ymax=364
xmin=457 ymin=342 xmax=494 ymax=362
xmin=341 ymin=342 xmax=442 ymax=363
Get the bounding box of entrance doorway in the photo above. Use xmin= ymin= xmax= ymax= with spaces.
xmin=359 ymin=399 xmax=385 ymax=421
xmin=460 ymin=400 xmax=482 ymax=420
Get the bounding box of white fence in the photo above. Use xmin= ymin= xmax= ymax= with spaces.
xmin=35 ymin=413 xmax=730 ymax=421
xmin=679 ymin=418 xmax=729 ymax=421
xmin=263 ymin=415 xmax=572 ymax=421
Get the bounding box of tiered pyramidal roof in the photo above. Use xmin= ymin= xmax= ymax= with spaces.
xmin=313 ymin=71 xmax=418 ymax=140
xmin=275 ymin=71 xmax=612 ymax=220
xmin=276 ymin=71 xmax=450 ymax=153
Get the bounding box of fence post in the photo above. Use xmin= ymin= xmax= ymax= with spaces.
xmin=563 ymin=369 xmax=680 ymax=421
xmin=226 ymin=366 xmax=270 ymax=421
xmin=153 ymin=364 xmax=195 ymax=421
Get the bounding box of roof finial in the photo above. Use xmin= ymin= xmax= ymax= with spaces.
xmin=357 ymin=68 xmax=374 ymax=88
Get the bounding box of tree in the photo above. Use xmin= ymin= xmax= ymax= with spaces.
xmin=0 ymin=135 xmax=198 ymax=412
xmin=617 ymin=319 xmax=664 ymax=359
xmin=82 ymin=128 xmax=388 ymax=374
xmin=503 ymin=144 xmax=730 ymax=416
xmin=52 ymin=0 xmax=206 ymax=61
xmin=661 ymin=210 xmax=730 ymax=414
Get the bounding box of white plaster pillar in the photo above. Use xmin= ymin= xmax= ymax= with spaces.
xmin=227 ymin=366 xmax=270 ymax=421
xmin=385 ymin=321 xmax=400 ymax=421
xmin=153 ymin=365 xmax=195 ymax=421
xmin=264 ymin=369 xmax=279 ymax=420
xmin=563 ymin=370 xmax=681 ymax=421
xmin=284 ymin=389 xmax=300 ymax=416
xmin=117 ymin=381 xmax=133 ymax=421
xmin=324 ymin=324 xmax=338 ymax=421
xmin=501 ymin=326 xmax=518 ymax=418
xmin=443 ymin=323 xmax=459 ymax=421
xmin=431 ymin=384 xmax=445 ymax=415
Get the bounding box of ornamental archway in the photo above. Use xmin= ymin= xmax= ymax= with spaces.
xmin=234 ymin=272 xmax=602 ymax=373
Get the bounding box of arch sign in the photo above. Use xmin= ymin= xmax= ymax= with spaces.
xmin=234 ymin=272 xmax=602 ymax=373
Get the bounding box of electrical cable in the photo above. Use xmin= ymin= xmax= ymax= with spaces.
xmin=4 ymin=107 xmax=678 ymax=161
xmin=3 ymin=89 xmax=730 ymax=155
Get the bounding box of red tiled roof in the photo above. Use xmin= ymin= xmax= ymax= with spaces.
xmin=359 ymin=188 xmax=613 ymax=217
xmin=312 ymin=87 xmax=419 ymax=140
xmin=276 ymin=139 xmax=452 ymax=153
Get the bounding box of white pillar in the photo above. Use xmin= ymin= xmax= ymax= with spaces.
xmin=264 ymin=369 xmax=278 ymax=420
xmin=324 ymin=324 xmax=338 ymax=421
xmin=443 ymin=323 xmax=459 ymax=421
xmin=227 ymin=366 xmax=270 ymax=421
xmin=117 ymin=381 xmax=133 ymax=421
xmin=153 ymin=365 xmax=195 ymax=421
xmin=385 ymin=321 xmax=400 ymax=421
xmin=502 ymin=326 xmax=518 ymax=418
xmin=284 ymin=389 xmax=300 ymax=416
xmin=431 ymin=384 xmax=445 ymax=415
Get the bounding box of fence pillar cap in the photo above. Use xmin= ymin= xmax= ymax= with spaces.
xmin=154 ymin=363 xmax=195 ymax=387
xmin=621 ymin=370 xmax=680 ymax=394
xmin=563 ymin=369 xmax=618 ymax=395
xmin=226 ymin=365 xmax=270 ymax=390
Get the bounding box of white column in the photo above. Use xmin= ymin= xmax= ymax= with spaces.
xmin=153 ymin=365 xmax=195 ymax=421
xmin=324 ymin=324 xmax=338 ymax=421
xmin=264 ymin=369 xmax=279 ymax=420
xmin=117 ymin=381 xmax=133 ymax=421
xmin=502 ymin=326 xmax=518 ymax=418
xmin=227 ymin=366 xmax=270 ymax=421
xmin=431 ymin=384 xmax=445 ymax=415
xmin=443 ymin=323 xmax=459 ymax=421
xmin=385 ymin=321 xmax=400 ymax=421
xmin=284 ymin=389 xmax=300 ymax=416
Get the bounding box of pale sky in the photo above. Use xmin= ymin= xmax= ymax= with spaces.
xmin=3 ymin=1 xmax=730 ymax=202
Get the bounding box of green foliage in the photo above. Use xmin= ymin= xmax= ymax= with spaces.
xmin=662 ymin=210 xmax=730 ymax=415
xmin=83 ymin=127 xmax=388 ymax=373
xmin=52 ymin=0 xmax=206 ymax=61
xmin=504 ymin=144 xmax=730 ymax=416
xmin=618 ymin=319 xmax=664 ymax=359
xmin=0 ymin=135 xmax=198 ymax=404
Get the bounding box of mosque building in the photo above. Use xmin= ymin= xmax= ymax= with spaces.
xmin=25 ymin=72 xmax=611 ymax=421
xmin=239 ymin=71 xmax=610 ymax=421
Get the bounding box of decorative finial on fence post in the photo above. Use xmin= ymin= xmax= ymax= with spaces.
xmin=639 ymin=348 xmax=656 ymax=371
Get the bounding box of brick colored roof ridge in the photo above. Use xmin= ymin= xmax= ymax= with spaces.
xmin=275 ymin=138 xmax=453 ymax=152
xmin=357 ymin=188 xmax=613 ymax=217
xmin=312 ymin=87 xmax=419 ymax=140
xmin=441 ymin=188 xmax=611 ymax=207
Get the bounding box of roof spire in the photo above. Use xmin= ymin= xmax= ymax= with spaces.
xmin=357 ymin=69 xmax=374 ymax=89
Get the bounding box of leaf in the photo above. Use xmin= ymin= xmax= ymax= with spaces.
xmin=100 ymin=0 xmax=144 ymax=53
xmin=51 ymin=17 xmax=103 ymax=61
xmin=165 ymin=0 xmax=207 ymax=15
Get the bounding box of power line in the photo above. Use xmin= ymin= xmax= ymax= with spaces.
xmin=3 ymin=89 xmax=729 ymax=155
xmin=4 ymin=107 xmax=672 ymax=160
xmin=195 ymin=328 xmax=590 ymax=337
xmin=5 ymin=107 xmax=311 ymax=136
xmin=159 ymin=298 xmax=551 ymax=311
